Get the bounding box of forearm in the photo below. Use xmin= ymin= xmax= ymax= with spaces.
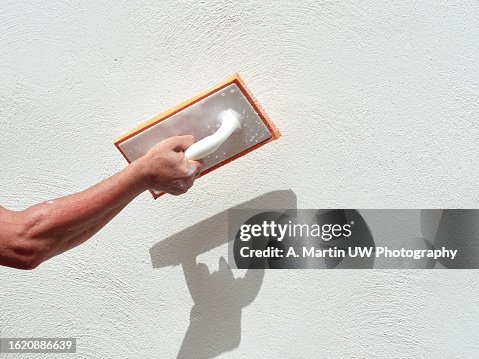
xmin=1 ymin=135 xmax=202 ymax=270
xmin=24 ymin=161 xmax=145 ymax=230
xmin=10 ymin=161 xmax=147 ymax=268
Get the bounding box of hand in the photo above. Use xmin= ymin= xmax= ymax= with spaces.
xmin=134 ymin=135 xmax=202 ymax=195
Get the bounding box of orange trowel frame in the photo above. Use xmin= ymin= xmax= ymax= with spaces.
xmin=114 ymin=73 xmax=282 ymax=199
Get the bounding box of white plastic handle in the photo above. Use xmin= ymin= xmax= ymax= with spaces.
xmin=184 ymin=109 xmax=241 ymax=160
xmin=153 ymin=109 xmax=240 ymax=195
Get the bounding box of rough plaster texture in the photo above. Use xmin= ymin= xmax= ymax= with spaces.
xmin=1 ymin=1 xmax=479 ymax=358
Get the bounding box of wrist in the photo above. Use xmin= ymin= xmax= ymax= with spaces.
xmin=126 ymin=158 xmax=150 ymax=193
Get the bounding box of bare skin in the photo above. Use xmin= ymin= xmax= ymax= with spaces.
xmin=0 ymin=135 xmax=202 ymax=270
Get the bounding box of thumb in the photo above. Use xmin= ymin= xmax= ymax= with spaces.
xmin=186 ymin=160 xmax=203 ymax=177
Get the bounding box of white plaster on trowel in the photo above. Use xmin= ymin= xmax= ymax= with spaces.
xmin=118 ymin=84 xmax=272 ymax=172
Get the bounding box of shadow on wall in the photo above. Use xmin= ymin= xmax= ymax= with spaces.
xmin=421 ymin=209 xmax=479 ymax=268
xmin=150 ymin=190 xmax=297 ymax=359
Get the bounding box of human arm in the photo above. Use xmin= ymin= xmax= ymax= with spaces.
xmin=0 ymin=135 xmax=201 ymax=270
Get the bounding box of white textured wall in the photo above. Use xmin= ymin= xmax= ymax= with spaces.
xmin=1 ymin=1 xmax=479 ymax=358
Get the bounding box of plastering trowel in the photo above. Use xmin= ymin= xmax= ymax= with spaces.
xmin=114 ymin=73 xmax=281 ymax=198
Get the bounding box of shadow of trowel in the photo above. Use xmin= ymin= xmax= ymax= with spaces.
xmin=421 ymin=209 xmax=479 ymax=268
xmin=150 ymin=190 xmax=297 ymax=359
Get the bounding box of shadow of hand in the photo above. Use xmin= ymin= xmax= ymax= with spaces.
xmin=178 ymin=256 xmax=264 ymax=359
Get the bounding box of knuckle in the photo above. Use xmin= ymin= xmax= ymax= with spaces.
xmin=178 ymin=167 xmax=193 ymax=179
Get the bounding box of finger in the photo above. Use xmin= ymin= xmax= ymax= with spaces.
xmin=162 ymin=183 xmax=188 ymax=196
xmin=197 ymin=263 xmax=210 ymax=276
xmin=170 ymin=179 xmax=190 ymax=192
xmin=187 ymin=160 xmax=203 ymax=177
xmin=183 ymin=175 xmax=196 ymax=190
xmin=219 ymin=256 xmax=228 ymax=270
xmin=168 ymin=188 xmax=188 ymax=196
xmin=171 ymin=135 xmax=196 ymax=152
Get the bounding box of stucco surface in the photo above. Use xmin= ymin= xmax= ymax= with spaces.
xmin=1 ymin=1 xmax=479 ymax=358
